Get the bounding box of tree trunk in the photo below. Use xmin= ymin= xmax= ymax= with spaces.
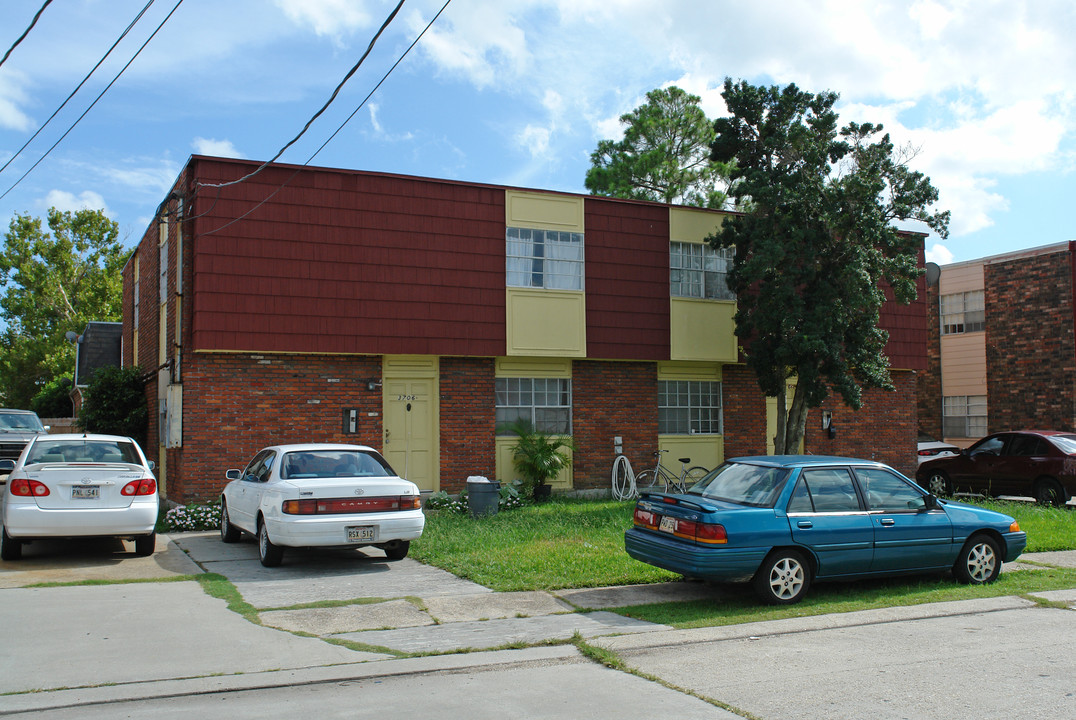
xmin=783 ymin=382 xmax=810 ymax=454
xmin=774 ymin=386 xmax=787 ymax=455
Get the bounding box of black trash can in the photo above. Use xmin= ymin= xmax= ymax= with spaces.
xmin=466 ymin=477 xmax=501 ymax=518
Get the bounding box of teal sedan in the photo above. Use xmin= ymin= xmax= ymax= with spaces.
xmin=624 ymin=455 xmax=1027 ymax=604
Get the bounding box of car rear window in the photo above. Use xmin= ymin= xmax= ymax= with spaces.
xmin=688 ymin=462 xmax=791 ymax=507
xmin=26 ymin=439 xmax=140 ymax=464
xmin=1048 ymin=434 xmax=1076 ymax=454
xmin=280 ymin=450 xmax=395 ymax=479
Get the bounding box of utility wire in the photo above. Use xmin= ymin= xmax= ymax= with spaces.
xmin=0 ymin=0 xmax=184 ymax=202
xmin=0 ymin=0 xmax=54 ymax=70
xmin=0 ymin=0 xmax=157 ymax=177
xmin=195 ymin=0 xmax=407 ymax=191
xmin=196 ymin=0 xmax=452 ymax=238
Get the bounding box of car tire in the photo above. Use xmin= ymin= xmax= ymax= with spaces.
xmin=382 ymin=540 xmax=410 ymax=561
xmin=926 ymin=470 xmax=952 ymax=496
xmin=1033 ymin=477 xmax=1066 ymax=507
xmin=953 ymin=533 xmax=1001 ymax=584
xmin=134 ymin=532 xmax=156 ymax=557
xmin=220 ymin=500 xmax=242 ymax=543
xmin=753 ymin=549 xmax=812 ymax=605
xmin=258 ymin=521 xmax=284 ymax=567
xmin=1 ymin=528 xmax=22 ymax=561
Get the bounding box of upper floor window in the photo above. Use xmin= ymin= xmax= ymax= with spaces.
xmin=659 ymin=380 xmax=723 ymax=435
xmin=506 ymin=228 xmax=584 ymax=291
xmin=670 ymin=242 xmax=734 ymax=300
xmin=495 ymin=377 xmax=572 ymax=435
xmin=943 ymin=395 xmax=987 ymax=438
xmin=940 ymin=290 xmax=984 ymax=335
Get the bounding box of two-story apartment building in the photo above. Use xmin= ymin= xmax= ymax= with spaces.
xmin=123 ymin=156 xmax=927 ymax=502
xmin=919 ymin=241 xmax=1076 ymax=445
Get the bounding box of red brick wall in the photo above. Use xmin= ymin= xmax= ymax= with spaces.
xmin=572 ymin=360 xmax=658 ymax=489
xmin=177 ymin=353 xmax=382 ymax=501
xmin=985 ymin=249 xmax=1076 ymax=431
xmin=805 ymin=369 xmax=918 ymax=475
xmin=722 ymin=364 xmax=769 ymax=459
xmin=439 ymin=357 xmax=496 ymax=493
xmin=917 ymin=280 xmax=943 ymax=438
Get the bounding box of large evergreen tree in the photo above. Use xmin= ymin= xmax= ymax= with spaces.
xmin=710 ymin=79 xmax=950 ymax=453
xmin=0 ymin=208 xmax=129 ymax=408
xmin=586 ymin=86 xmax=732 ymax=208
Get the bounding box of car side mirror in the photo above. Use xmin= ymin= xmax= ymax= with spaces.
xmin=921 ymin=494 xmax=939 ymax=512
xmin=226 ymin=469 xmax=241 ymax=481
xmin=147 ymin=460 xmax=156 ymax=471
xmin=0 ymin=459 xmax=15 ymax=473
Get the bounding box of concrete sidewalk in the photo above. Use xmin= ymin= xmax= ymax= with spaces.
xmin=1 ymin=531 xmax=1074 ymax=716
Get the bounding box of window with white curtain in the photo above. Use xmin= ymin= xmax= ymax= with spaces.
xmin=506 ymin=227 xmax=584 ymax=291
xmin=670 ymin=242 xmax=734 ymax=300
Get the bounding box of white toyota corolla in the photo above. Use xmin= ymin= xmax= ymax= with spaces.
xmin=220 ymin=443 xmax=425 ymax=567
xmin=0 ymin=433 xmax=159 ymax=561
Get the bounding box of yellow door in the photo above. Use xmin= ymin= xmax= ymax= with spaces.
xmin=382 ymin=359 xmax=438 ymax=492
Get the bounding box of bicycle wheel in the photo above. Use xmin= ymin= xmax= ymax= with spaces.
xmin=635 ymin=470 xmax=660 ymax=490
xmin=685 ymin=466 xmax=709 ymax=487
xmin=611 ymin=455 xmax=635 ymax=501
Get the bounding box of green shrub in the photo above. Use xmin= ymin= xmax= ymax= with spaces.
xmin=78 ymin=365 xmax=148 ymax=445
xmin=31 ymin=375 xmax=73 ymax=418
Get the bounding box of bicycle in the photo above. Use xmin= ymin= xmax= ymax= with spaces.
xmin=634 ymin=450 xmax=708 ymax=493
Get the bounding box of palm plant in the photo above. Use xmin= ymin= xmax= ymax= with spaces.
xmin=506 ymin=420 xmax=574 ymax=500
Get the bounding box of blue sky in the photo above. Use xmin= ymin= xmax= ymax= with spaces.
xmin=1 ymin=0 xmax=1073 ymax=266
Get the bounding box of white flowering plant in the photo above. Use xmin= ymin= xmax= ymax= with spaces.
xmin=164 ymin=502 xmax=222 ymax=532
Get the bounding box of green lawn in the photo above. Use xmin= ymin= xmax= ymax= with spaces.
xmin=410 ymin=496 xmax=1076 ymax=596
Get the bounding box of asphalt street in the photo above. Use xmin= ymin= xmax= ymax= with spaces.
xmin=0 ymin=532 xmax=1073 ymax=719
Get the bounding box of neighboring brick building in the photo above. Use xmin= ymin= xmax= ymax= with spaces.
xmin=123 ymin=156 xmax=928 ymax=502
xmin=918 ymin=242 xmax=1076 ymax=446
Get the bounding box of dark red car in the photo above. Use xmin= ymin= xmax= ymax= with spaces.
xmin=916 ymin=430 xmax=1076 ymax=506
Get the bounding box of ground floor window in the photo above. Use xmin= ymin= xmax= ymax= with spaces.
xmin=659 ymin=380 xmax=722 ymax=434
xmin=942 ymin=395 xmax=987 ymax=437
xmin=495 ymin=377 xmax=572 ymax=434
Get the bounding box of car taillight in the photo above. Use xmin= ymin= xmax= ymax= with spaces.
xmin=282 ymin=496 xmax=421 ymax=515
xmin=9 ymin=478 xmax=50 ymax=497
xmin=633 ymin=507 xmax=658 ymax=529
xmin=121 ymin=478 xmax=157 ymax=496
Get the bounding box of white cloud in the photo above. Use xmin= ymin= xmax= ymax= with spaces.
xmin=192 ymin=138 xmax=243 ymax=159
xmin=0 ymin=71 xmax=33 ymax=132
xmin=409 ymin=4 xmax=529 ymax=89
xmin=518 ymin=125 xmax=551 ymax=158
xmin=926 ymin=243 xmax=955 ymax=265
xmin=274 ymin=0 xmax=373 ymax=37
xmin=43 ymin=190 xmax=110 ymax=215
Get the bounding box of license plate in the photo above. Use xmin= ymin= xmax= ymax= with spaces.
xmin=72 ymin=486 xmax=100 ymax=500
xmin=347 ymin=525 xmax=376 ymax=542
xmin=659 ymin=515 xmax=677 ymax=534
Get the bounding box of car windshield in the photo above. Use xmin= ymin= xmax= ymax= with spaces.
xmin=1048 ymin=434 xmax=1076 ymax=455
xmin=26 ymin=439 xmax=140 ymax=464
xmin=687 ymin=462 xmax=792 ymax=507
xmin=280 ymin=450 xmax=395 ymax=479
xmin=0 ymin=413 xmax=44 ymax=432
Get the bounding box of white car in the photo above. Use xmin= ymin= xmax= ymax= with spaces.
xmin=0 ymin=433 xmax=159 ymax=561
xmin=917 ymin=433 xmax=961 ymax=466
xmin=220 ymin=443 xmax=424 ymax=567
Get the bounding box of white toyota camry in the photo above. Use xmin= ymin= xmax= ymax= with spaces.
xmin=220 ymin=443 xmax=425 ymax=567
xmin=0 ymin=433 xmax=159 ymax=561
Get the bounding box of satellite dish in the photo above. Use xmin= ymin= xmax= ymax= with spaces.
xmin=924 ymin=262 xmax=941 ymax=287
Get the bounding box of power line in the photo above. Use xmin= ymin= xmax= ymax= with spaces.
xmin=0 ymin=0 xmax=54 ymax=70
xmin=196 ymin=0 xmax=453 ymax=238
xmin=194 ymin=0 xmax=407 ymax=191
xmin=0 ymin=0 xmax=185 ymax=203
xmin=0 ymin=0 xmax=158 ymax=178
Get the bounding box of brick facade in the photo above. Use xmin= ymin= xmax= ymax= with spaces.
xmin=985 ymin=250 xmax=1076 ymax=432
xmin=571 ymin=361 xmax=658 ymax=488
xmin=721 ymin=364 xmax=768 ymax=458
xmin=805 ymin=369 xmax=919 ymax=476
xmin=439 ymin=357 xmax=496 ymax=490
xmin=917 ymin=280 xmax=943 ymax=438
